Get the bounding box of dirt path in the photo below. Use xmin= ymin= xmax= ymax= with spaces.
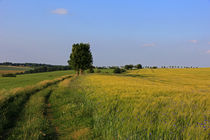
xmin=44 ymin=90 xmax=59 ymax=140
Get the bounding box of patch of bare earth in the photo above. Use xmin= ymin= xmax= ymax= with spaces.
xmin=70 ymin=128 xmax=90 ymax=140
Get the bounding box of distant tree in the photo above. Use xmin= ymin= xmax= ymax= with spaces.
xmin=113 ymin=67 xmax=126 ymax=74
xmin=135 ymin=64 xmax=142 ymax=69
xmin=124 ymin=64 xmax=134 ymax=70
xmin=68 ymin=43 xmax=93 ymax=75
xmin=113 ymin=67 xmax=121 ymax=73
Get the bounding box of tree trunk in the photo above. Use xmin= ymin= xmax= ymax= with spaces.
xmin=80 ymin=69 xmax=84 ymax=75
xmin=76 ymin=70 xmax=79 ymax=76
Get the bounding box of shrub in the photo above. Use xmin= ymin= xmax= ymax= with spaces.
xmin=96 ymin=69 xmax=101 ymax=73
xmin=2 ymin=73 xmax=16 ymax=77
xmin=124 ymin=64 xmax=134 ymax=70
xmin=87 ymin=68 xmax=94 ymax=73
xmin=120 ymin=69 xmax=126 ymax=73
xmin=113 ymin=68 xmax=126 ymax=74
xmin=135 ymin=64 xmax=143 ymax=69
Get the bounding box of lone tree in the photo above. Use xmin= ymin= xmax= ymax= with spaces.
xmin=68 ymin=43 xmax=93 ymax=75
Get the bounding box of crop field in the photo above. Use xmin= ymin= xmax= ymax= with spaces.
xmin=0 ymin=66 xmax=31 ymax=71
xmin=73 ymin=68 xmax=210 ymax=139
xmin=0 ymin=66 xmax=32 ymax=75
xmin=0 ymin=68 xmax=209 ymax=139
xmin=0 ymin=70 xmax=24 ymax=75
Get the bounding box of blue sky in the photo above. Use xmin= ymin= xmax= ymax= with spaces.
xmin=0 ymin=0 xmax=210 ymax=67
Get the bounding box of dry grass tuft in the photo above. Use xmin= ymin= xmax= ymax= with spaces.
xmin=70 ymin=128 xmax=90 ymax=140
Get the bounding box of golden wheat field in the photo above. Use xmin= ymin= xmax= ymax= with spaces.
xmin=0 ymin=70 xmax=24 ymax=75
xmin=73 ymin=68 xmax=210 ymax=139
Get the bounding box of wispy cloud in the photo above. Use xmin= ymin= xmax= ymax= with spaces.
xmin=189 ymin=40 xmax=198 ymax=44
xmin=51 ymin=8 xmax=68 ymax=15
xmin=143 ymin=43 xmax=156 ymax=47
xmin=206 ymin=50 xmax=210 ymax=54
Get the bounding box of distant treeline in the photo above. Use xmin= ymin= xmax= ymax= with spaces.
xmin=23 ymin=66 xmax=71 ymax=74
xmin=94 ymin=64 xmax=143 ymax=70
xmin=144 ymin=66 xmax=199 ymax=69
xmin=0 ymin=62 xmax=65 ymax=67
xmin=95 ymin=65 xmax=199 ymax=70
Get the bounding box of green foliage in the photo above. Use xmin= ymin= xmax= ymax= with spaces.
xmin=68 ymin=43 xmax=93 ymax=74
xmin=24 ymin=66 xmax=71 ymax=74
xmin=87 ymin=68 xmax=94 ymax=73
xmin=124 ymin=64 xmax=134 ymax=70
xmin=135 ymin=64 xmax=142 ymax=69
xmin=2 ymin=73 xmax=16 ymax=77
xmin=113 ymin=67 xmax=126 ymax=74
xmin=96 ymin=69 xmax=101 ymax=73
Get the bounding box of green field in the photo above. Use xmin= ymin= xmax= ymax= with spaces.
xmin=0 ymin=70 xmax=74 ymax=90
xmin=0 ymin=68 xmax=209 ymax=139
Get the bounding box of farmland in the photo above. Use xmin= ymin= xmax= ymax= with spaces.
xmin=0 ymin=70 xmax=74 ymax=90
xmin=0 ymin=68 xmax=209 ymax=139
xmin=0 ymin=66 xmax=32 ymax=76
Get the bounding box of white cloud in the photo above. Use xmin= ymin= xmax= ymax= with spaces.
xmin=143 ymin=43 xmax=156 ymax=47
xmin=51 ymin=8 xmax=68 ymax=15
xmin=189 ymin=40 xmax=198 ymax=44
xmin=206 ymin=50 xmax=210 ymax=54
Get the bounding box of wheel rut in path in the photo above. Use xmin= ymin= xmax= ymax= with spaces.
xmin=0 ymin=93 xmax=31 ymax=140
xmin=44 ymin=90 xmax=58 ymax=140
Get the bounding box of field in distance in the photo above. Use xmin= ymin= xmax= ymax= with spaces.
xmin=0 ymin=65 xmax=32 ymax=75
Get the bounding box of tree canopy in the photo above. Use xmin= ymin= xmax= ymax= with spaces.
xmin=68 ymin=43 xmax=93 ymax=75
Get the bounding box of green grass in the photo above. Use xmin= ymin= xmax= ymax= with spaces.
xmin=7 ymin=87 xmax=55 ymax=140
xmin=49 ymin=78 xmax=94 ymax=139
xmin=0 ymin=75 xmax=71 ymax=139
xmin=94 ymin=68 xmax=114 ymax=73
xmin=0 ymin=70 xmax=74 ymax=90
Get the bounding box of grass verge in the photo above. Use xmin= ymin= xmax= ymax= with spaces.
xmin=7 ymin=87 xmax=56 ymax=140
xmin=0 ymin=75 xmax=71 ymax=138
xmin=49 ymin=78 xmax=94 ymax=139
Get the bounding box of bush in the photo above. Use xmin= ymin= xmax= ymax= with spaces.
xmin=87 ymin=68 xmax=94 ymax=73
xmin=135 ymin=64 xmax=142 ymax=69
xmin=2 ymin=73 xmax=16 ymax=77
xmin=96 ymin=69 xmax=101 ymax=73
xmin=120 ymin=69 xmax=126 ymax=73
xmin=113 ymin=68 xmax=126 ymax=74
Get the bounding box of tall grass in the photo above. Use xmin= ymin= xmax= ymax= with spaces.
xmin=49 ymin=78 xmax=94 ymax=139
xmin=0 ymin=75 xmax=71 ymax=138
xmin=74 ymin=69 xmax=210 ymax=139
xmin=7 ymin=87 xmax=55 ymax=140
